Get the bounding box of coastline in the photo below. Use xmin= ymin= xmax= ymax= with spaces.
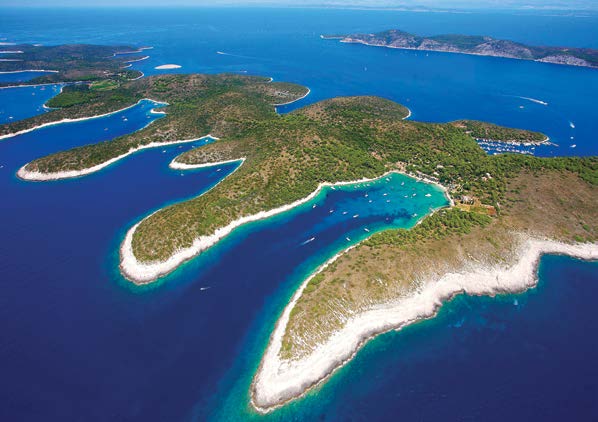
xmin=0 ymin=97 xmax=165 ymax=141
xmin=0 ymin=82 xmax=64 ymax=90
xmin=169 ymin=155 xmax=242 ymax=171
xmin=273 ymin=88 xmax=311 ymax=107
xmin=124 ymin=55 xmax=150 ymax=64
xmin=251 ymin=237 xmax=598 ymax=412
xmin=476 ymin=135 xmax=553 ymax=148
xmin=17 ymin=135 xmax=212 ymax=181
xmin=113 ymin=46 xmax=153 ymax=56
xmin=119 ymin=170 xmax=439 ymax=284
xmin=335 ymin=38 xmax=597 ymax=69
xmin=129 ymin=71 xmax=145 ymax=81
xmin=0 ymin=69 xmax=59 ymax=74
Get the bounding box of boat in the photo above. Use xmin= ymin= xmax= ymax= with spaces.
xmin=301 ymin=237 xmax=316 ymax=245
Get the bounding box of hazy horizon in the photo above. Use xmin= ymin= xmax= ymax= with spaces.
xmin=2 ymin=0 xmax=597 ymax=11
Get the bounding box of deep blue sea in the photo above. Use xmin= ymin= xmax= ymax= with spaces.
xmin=0 ymin=7 xmax=597 ymax=421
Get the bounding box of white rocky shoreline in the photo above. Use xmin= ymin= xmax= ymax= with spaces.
xmin=328 ymin=37 xmax=596 ymax=69
xmin=17 ymin=136 xmax=214 ymax=181
xmin=0 ymin=98 xmax=166 ymax=141
xmin=119 ymin=170 xmax=439 ymax=284
xmin=250 ymin=237 xmax=598 ymax=412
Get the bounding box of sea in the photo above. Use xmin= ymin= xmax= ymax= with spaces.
xmin=0 ymin=7 xmax=597 ymax=421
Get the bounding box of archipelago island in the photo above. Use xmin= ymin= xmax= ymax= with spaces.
xmin=322 ymin=29 xmax=598 ymax=68
xmin=0 ymin=43 xmax=149 ymax=86
xmin=1 ymin=44 xmax=596 ymax=412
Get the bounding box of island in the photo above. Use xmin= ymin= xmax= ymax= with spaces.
xmin=0 ymin=43 xmax=150 ymax=86
xmin=322 ymin=30 xmax=598 ymax=68
xmin=1 ymin=55 xmax=596 ymax=413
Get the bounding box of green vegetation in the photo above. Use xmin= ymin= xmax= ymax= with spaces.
xmin=366 ymin=208 xmax=492 ymax=247
xmin=0 ymin=44 xmax=146 ymax=86
xmin=2 ymin=59 xmax=595 ymax=362
xmin=326 ymin=29 xmax=598 ymax=68
xmin=90 ymin=80 xmax=120 ymax=91
xmin=5 ymin=73 xmax=595 ymax=274
xmin=451 ymin=120 xmax=547 ymax=143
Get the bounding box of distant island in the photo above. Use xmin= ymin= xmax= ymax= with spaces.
xmin=2 ymin=44 xmax=596 ymax=413
xmin=0 ymin=44 xmax=149 ymax=86
xmin=322 ymin=30 xmax=598 ymax=68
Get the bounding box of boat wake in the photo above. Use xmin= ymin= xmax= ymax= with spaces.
xmin=301 ymin=237 xmax=316 ymax=246
xmin=216 ymin=51 xmax=256 ymax=59
xmin=515 ymin=96 xmax=549 ymax=106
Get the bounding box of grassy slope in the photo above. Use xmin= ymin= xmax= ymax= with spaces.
xmin=10 ymin=74 xmax=308 ymax=171
xmin=282 ymin=169 xmax=597 ymax=359
xmin=4 ymin=70 xmax=596 ymax=358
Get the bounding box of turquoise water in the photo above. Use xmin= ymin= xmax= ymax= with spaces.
xmin=0 ymin=7 xmax=597 ymax=421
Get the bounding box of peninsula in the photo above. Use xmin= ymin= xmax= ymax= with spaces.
xmin=322 ymin=30 xmax=598 ymax=68
xmin=2 ymin=58 xmax=596 ymax=413
xmin=0 ymin=44 xmax=149 ymax=86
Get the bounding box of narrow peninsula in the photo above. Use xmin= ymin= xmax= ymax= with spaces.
xmin=2 ymin=52 xmax=596 ymax=413
xmin=322 ymin=30 xmax=598 ymax=68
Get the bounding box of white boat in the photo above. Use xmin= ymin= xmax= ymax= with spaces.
xmin=353 ymin=214 xmax=359 ymax=218
xmin=301 ymin=237 xmax=316 ymax=245
xmin=425 ymin=193 xmax=431 ymax=197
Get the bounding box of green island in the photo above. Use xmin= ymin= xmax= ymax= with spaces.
xmin=0 ymin=44 xmax=148 ymax=86
xmin=322 ymin=29 xmax=598 ymax=68
xmin=2 ymin=65 xmax=596 ymax=410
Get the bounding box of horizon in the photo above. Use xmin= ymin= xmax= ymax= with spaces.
xmin=1 ymin=1 xmax=598 ymax=12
